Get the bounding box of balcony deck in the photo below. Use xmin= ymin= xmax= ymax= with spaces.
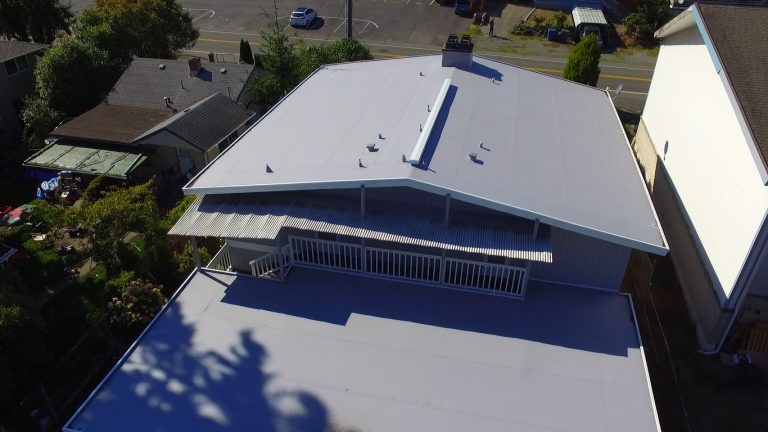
xmin=65 ymin=268 xmax=659 ymax=432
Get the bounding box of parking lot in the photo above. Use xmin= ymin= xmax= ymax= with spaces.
xmin=182 ymin=0 xmax=471 ymax=47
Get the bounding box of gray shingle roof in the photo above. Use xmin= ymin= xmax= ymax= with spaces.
xmin=698 ymin=4 xmax=768 ymax=171
xmin=105 ymin=57 xmax=255 ymax=110
xmin=136 ymin=93 xmax=250 ymax=151
xmin=0 ymin=40 xmax=47 ymax=62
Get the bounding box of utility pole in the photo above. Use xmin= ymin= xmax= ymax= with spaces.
xmin=346 ymin=0 xmax=353 ymax=39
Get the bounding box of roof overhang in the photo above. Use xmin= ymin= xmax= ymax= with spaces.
xmin=170 ymin=194 xmax=553 ymax=262
xmin=24 ymin=142 xmax=148 ymax=179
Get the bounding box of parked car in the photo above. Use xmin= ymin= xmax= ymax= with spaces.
xmin=290 ymin=7 xmax=317 ymax=28
xmin=454 ymin=0 xmax=471 ymax=15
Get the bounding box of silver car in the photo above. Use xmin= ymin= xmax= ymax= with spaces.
xmin=290 ymin=7 xmax=317 ymax=28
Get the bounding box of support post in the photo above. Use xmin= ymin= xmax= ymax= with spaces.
xmin=439 ymin=249 xmax=446 ymax=284
xmin=276 ymin=235 xmax=285 ymax=281
xmin=522 ymin=260 xmax=532 ymax=295
xmin=361 ymin=238 xmax=367 ymax=274
xmin=360 ymin=184 xmax=366 ymax=217
xmin=532 ymin=218 xmax=540 ymax=239
xmin=346 ymin=0 xmax=353 ymax=39
xmin=444 ymin=194 xmax=451 ymax=227
xmin=191 ymin=237 xmax=201 ymax=269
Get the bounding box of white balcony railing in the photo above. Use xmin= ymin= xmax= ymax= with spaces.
xmin=249 ymin=245 xmax=292 ymax=280
xmin=207 ymin=243 xmax=232 ymax=272
xmin=288 ymin=236 xmax=527 ymax=297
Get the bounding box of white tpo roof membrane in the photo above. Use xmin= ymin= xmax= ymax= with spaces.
xmin=66 ymin=269 xmax=659 ymax=432
xmin=184 ymin=55 xmax=666 ymax=255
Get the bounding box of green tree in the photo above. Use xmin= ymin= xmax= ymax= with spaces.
xmin=69 ymin=179 xmax=161 ymax=273
xmin=622 ymin=0 xmax=670 ymax=46
xmin=0 ymin=0 xmax=72 ymax=44
xmin=21 ymin=37 xmax=117 ymax=147
xmin=0 ymin=271 xmax=49 ymax=408
xmin=563 ymin=34 xmax=601 ymax=86
xmin=297 ymin=39 xmax=373 ymax=84
xmin=108 ymin=279 xmax=167 ymax=332
xmin=73 ymin=0 xmax=199 ymax=63
xmin=248 ymin=2 xmax=301 ymax=107
xmin=240 ymin=38 xmax=255 ymax=64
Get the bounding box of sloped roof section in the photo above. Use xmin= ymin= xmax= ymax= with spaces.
xmin=0 ymin=40 xmax=47 ymax=62
xmin=105 ymin=57 xmax=255 ymax=110
xmin=50 ymin=104 xmax=173 ymax=144
xmin=697 ymin=4 xmax=768 ymax=172
xmin=183 ymin=55 xmax=667 ymax=255
xmin=136 ymin=93 xmax=250 ymax=151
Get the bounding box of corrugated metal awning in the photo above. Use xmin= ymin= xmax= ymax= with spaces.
xmin=573 ymin=7 xmax=608 ymax=28
xmin=170 ymin=195 xmax=552 ymax=262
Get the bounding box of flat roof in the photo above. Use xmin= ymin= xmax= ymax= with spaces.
xmin=184 ymin=55 xmax=667 ymax=255
xmin=65 ymin=269 xmax=659 ymax=432
xmin=24 ymin=142 xmax=148 ymax=179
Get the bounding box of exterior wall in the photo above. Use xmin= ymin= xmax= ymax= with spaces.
xmin=642 ymin=24 xmax=768 ymax=303
xmin=529 ymin=227 xmax=630 ymax=291
xmin=0 ymin=53 xmax=38 ymax=141
xmin=747 ymin=248 xmax=768 ymax=297
xmin=634 ymin=119 xmax=733 ymax=350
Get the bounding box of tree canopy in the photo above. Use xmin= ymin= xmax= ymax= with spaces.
xmin=623 ymin=0 xmax=670 ymax=47
xmin=297 ymin=38 xmax=373 ymax=79
xmin=563 ymin=35 xmax=601 ymax=87
xmin=21 ymin=37 xmax=118 ymax=147
xmin=73 ymin=0 xmax=199 ymax=63
xmin=249 ymin=5 xmax=373 ymax=108
xmin=0 ymin=0 xmax=72 ymax=43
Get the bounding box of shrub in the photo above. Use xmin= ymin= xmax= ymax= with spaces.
xmin=108 ymin=279 xmax=167 ymax=331
xmin=563 ymin=34 xmax=601 ymax=86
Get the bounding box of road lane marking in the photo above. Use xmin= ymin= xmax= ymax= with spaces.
xmin=333 ymin=19 xmax=347 ymax=32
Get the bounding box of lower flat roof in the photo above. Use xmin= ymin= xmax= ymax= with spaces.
xmin=65 ymin=269 xmax=659 ymax=432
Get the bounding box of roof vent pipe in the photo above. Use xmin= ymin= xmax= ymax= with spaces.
xmin=469 ymin=152 xmax=478 ymax=161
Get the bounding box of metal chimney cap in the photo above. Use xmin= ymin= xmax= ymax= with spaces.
xmin=366 ymin=143 xmax=376 ymax=151
xmin=469 ymin=152 xmax=478 ymax=160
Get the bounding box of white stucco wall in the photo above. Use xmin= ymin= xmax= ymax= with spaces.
xmin=642 ymin=24 xmax=768 ymax=303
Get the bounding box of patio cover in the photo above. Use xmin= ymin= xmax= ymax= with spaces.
xmin=170 ymin=195 xmax=553 ymax=262
xmin=24 ymin=143 xmax=148 ymax=179
xmin=573 ymin=6 xmax=608 ymax=28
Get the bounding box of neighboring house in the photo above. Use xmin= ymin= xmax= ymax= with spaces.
xmin=23 ymin=57 xmax=256 ymax=181
xmin=633 ymin=4 xmax=768 ymax=352
xmin=0 ymin=40 xmax=47 ymax=143
xmin=64 ymin=41 xmax=667 ymax=432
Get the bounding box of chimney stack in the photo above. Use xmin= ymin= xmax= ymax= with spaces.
xmin=188 ymin=57 xmax=202 ymax=77
xmin=442 ymin=34 xmax=474 ymax=70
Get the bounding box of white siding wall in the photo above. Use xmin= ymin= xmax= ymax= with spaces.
xmin=643 ymin=24 xmax=768 ymax=303
xmin=530 ymin=228 xmax=630 ymax=291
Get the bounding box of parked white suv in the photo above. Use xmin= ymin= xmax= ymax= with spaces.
xmin=290 ymin=8 xmax=317 ymax=28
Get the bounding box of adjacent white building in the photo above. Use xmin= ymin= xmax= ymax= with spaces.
xmin=634 ymin=3 xmax=768 ymax=351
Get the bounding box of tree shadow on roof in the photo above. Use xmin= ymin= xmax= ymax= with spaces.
xmin=218 ymin=269 xmax=639 ymax=357
xmin=68 ymin=304 xmax=332 ymax=431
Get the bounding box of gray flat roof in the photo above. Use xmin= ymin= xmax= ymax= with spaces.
xmin=184 ymin=55 xmax=667 ymax=255
xmin=65 ymin=269 xmax=659 ymax=432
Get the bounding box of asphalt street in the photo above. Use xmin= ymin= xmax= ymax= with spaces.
xmin=69 ymin=0 xmax=654 ymax=113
